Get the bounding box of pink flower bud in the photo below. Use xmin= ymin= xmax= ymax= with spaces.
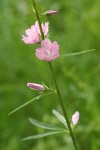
xmin=43 ymin=10 xmax=58 ymax=16
xmin=72 ymin=111 xmax=80 ymax=125
xmin=27 ymin=83 xmax=45 ymax=91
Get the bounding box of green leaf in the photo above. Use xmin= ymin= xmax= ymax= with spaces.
xmin=21 ymin=131 xmax=64 ymax=141
xmin=8 ymin=92 xmax=53 ymax=116
xmin=59 ymin=49 xmax=96 ymax=58
xmin=29 ymin=117 xmax=65 ymax=131
xmin=52 ymin=110 xmax=67 ymax=128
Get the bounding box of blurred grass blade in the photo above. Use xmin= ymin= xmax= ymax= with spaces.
xmin=52 ymin=110 xmax=67 ymax=128
xmin=59 ymin=49 xmax=96 ymax=58
xmin=21 ymin=131 xmax=64 ymax=141
xmin=29 ymin=117 xmax=65 ymax=131
xmin=8 ymin=92 xmax=53 ymax=116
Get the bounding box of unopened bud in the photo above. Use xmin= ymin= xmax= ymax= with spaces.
xmin=27 ymin=83 xmax=45 ymax=91
xmin=72 ymin=111 xmax=80 ymax=125
xmin=43 ymin=10 xmax=58 ymax=16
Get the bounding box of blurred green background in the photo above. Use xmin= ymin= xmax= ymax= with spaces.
xmin=0 ymin=0 xmax=100 ymax=149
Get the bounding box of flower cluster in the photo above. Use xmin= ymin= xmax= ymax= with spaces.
xmin=22 ymin=19 xmax=60 ymax=90
xmin=22 ymin=20 xmax=59 ymax=62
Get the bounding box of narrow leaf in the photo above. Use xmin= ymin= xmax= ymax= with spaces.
xmin=29 ymin=118 xmax=65 ymax=131
xmin=21 ymin=131 xmax=64 ymax=141
xmin=8 ymin=92 xmax=53 ymax=116
xmin=59 ymin=49 xmax=96 ymax=58
xmin=52 ymin=110 xmax=67 ymax=128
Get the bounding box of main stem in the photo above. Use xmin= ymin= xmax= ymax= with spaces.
xmin=32 ymin=0 xmax=78 ymax=149
xmin=48 ymin=62 xmax=78 ymax=150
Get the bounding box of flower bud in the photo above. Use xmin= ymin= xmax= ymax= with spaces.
xmin=27 ymin=83 xmax=45 ymax=91
xmin=43 ymin=10 xmax=58 ymax=16
xmin=72 ymin=111 xmax=80 ymax=125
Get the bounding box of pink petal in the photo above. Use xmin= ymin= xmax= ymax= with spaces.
xmin=42 ymin=22 xmax=49 ymax=36
xmin=25 ymin=29 xmax=33 ymax=36
xmin=51 ymin=52 xmax=59 ymax=60
xmin=22 ymin=35 xmax=30 ymax=44
xmin=35 ymin=21 xmax=40 ymax=34
xmin=51 ymin=41 xmax=59 ymax=53
xmin=31 ymin=25 xmax=37 ymax=33
xmin=32 ymin=33 xmax=40 ymax=43
xmin=41 ymin=39 xmax=52 ymax=50
xmin=35 ymin=48 xmax=46 ymax=60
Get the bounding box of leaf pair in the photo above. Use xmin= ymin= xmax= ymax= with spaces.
xmin=22 ymin=110 xmax=68 ymax=141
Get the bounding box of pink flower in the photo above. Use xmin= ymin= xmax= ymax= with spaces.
xmin=43 ymin=10 xmax=58 ymax=16
xmin=72 ymin=111 xmax=80 ymax=125
xmin=35 ymin=39 xmax=59 ymax=62
xmin=22 ymin=21 xmax=49 ymax=44
xmin=27 ymin=83 xmax=45 ymax=91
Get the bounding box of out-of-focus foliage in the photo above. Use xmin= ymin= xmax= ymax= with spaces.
xmin=0 ymin=0 xmax=100 ymax=149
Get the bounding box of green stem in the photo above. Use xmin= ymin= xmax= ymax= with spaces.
xmin=32 ymin=0 xmax=78 ymax=149
xmin=48 ymin=62 xmax=78 ymax=150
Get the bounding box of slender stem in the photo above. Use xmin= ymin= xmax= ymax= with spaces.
xmin=32 ymin=0 xmax=78 ymax=149
xmin=48 ymin=62 xmax=78 ymax=150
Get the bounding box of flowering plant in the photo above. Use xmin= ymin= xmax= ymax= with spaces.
xmin=9 ymin=0 xmax=95 ymax=149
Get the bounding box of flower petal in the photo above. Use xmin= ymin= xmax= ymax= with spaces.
xmin=51 ymin=41 xmax=59 ymax=53
xmin=42 ymin=22 xmax=49 ymax=36
xmin=25 ymin=29 xmax=33 ymax=36
xmin=41 ymin=39 xmax=52 ymax=50
xmin=35 ymin=48 xmax=46 ymax=60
